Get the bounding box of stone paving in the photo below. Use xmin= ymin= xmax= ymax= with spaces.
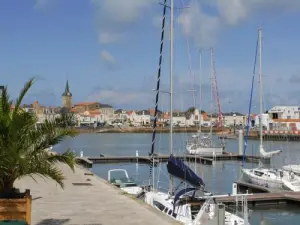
xmin=15 ymin=164 xmax=178 ymax=225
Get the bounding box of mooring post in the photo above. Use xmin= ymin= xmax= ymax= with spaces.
xmin=239 ymin=129 xmax=244 ymax=156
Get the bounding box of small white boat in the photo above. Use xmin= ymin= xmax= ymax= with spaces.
xmin=282 ymin=164 xmax=300 ymax=176
xmin=186 ymin=133 xmax=224 ymax=156
xmin=108 ymin=169 xmax=142 ymax=196
xmin=282 ymin=172 xmax=300 ymax=191
xmin=242 ymin=168 xmax=284 ymax=189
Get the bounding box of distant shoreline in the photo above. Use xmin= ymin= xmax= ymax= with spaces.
xmin=74 ymin=126 xmax=231 ymax=134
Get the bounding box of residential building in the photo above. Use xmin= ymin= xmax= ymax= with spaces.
xmin=222 ymin=112 xmax=246 ymax=127
xmin=62 ymin=80 xmax=72 ymax=109
xmin=98 ymin=104 xmax=114 ymax=118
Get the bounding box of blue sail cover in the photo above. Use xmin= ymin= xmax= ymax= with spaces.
xmin=167 ymin=155 xmax=205 ymax=188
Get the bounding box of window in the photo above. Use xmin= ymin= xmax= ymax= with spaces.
xmin=153 ymin=201 xmax=165 ymax=211
xmin=254 ymin=171 xmax=264 ymax=176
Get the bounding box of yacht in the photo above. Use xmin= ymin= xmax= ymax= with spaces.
xmin=186 ymin=132 xmax=224 ymax=156
xmin=141 ymin=156 xmax=251 ymax=225
xmin=282 ymin=171 xmax=300 ymax=192
xmin=242 ymin=168 xmax=284 ymax=189
xmin=241 ymin=27 xmax=282 ymax=189
xmin=108 ymin=169 xmax=142 ymax=196
xmin=186 ymin=49 xmax=224 ymax=156
xmin=282 ymin=164 xmax=300 ymax=176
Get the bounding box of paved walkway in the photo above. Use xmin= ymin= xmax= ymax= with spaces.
xmin=15 ymin=164 xmax=178 ymax=225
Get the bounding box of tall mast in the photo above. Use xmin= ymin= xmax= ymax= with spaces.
xmin=169 ymin=0 xmax=174 ymax=195
xmin=258 ymin=27 xmax=263 ymax=148
xmin=209 ymin=48 xmax=213 ymax=136
xmin=199 ymin=50 xmax=202 ymax=133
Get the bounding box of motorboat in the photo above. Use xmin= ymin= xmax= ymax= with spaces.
xmin=108 ymin=169 xmax=142 ymax=196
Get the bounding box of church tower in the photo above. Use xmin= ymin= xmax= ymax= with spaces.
xmin=62 ymin=80 xmax=72 ymax=109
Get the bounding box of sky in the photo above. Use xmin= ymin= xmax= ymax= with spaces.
xmin=1 ymin=0 xmax=300 ymax=114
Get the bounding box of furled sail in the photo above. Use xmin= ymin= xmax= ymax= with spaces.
xmin=167 ymin=155 xmax=205 ymax=188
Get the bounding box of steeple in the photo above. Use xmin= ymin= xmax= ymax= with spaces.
xmin=62 ymin=80 xmax=72 ymax=97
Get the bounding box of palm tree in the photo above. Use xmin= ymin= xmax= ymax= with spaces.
xmin=0 ymin=78 xmax=78 ymax=195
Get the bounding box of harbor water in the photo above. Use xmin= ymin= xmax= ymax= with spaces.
xmin=55 ymin=133 xmax=300 ymax=225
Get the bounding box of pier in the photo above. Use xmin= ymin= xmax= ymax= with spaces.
xmin=76 ymin=153 xmax=260 ymax=168
xmin=215 ymin=192 xmax=300 ymax=207
xmin=15 ymin=163 xmax=177 ymax=225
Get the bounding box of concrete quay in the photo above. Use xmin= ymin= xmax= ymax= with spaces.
xmin=15 ymin=164 xmax=178 ymax=225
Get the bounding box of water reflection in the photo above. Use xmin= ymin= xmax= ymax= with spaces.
xmin=55 ymin=133 xmax=300 ymax=225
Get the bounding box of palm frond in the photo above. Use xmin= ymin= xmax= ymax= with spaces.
xmin=47 ymin=149 xmax=77 ymax=172
xmin=12 ymin=78 xmax=35 ymax=117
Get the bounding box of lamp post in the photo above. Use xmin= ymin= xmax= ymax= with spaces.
xmin=233 ymin=113 xmax=236 ymax=135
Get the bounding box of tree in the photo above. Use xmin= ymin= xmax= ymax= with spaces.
xmin=0 ymin=78 xmax=78 ymax=195
xmin=56 ymin=112 xmax=76 ymax=128
xmin=186 ymin=107 xmax=196 ymax=113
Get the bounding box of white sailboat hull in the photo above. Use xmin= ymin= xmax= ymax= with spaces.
xmin=144 ymin=191 xmax=249 ymax=225
xmin=187 ymin=145 xmax=224 ymax=156
xmin=242 ymin=169 xmax=283 ymax=189
xmin=282 ymin=165 xmax=300 ymax=176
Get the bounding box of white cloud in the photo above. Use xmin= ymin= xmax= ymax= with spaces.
xmin=91 ymin=0 xmax=155 ymax=44
xmin=100 ymin=50 xmax=118 ymax=70
xmin=87 ymin=88 xmax=153 ymax=109
xmin=101 ymin=50 xmax=115 ymax=64
xmin=178 ymin=1 xmax=220 ymax=48
xmin=177 ymin=0 xmax=300 ymax=47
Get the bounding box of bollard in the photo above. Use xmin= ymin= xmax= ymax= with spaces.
xmin=239 ymin=129 xmax=244 ymax=156
xmin=232 ymin=182 xmax=237 ymax=195
xmin=80 ymin=151 xmax=83 ymax=158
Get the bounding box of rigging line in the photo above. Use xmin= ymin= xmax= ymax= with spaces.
xmin=179 ymin=0 xmax=196 ymax=109
xmin=243 ymin=31 xmax=259 ymax=165
xmin=149 ymin=0 xmax=167 ymax=185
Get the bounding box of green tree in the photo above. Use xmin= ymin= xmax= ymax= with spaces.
xmin=56 ymin=112 xmax=76 ymax=128
xmin=0 ymin=78 xmax=78 ymax=195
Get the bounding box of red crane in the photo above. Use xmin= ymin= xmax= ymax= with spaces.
xmin=211 ymin=48 xmax=223 ymax=127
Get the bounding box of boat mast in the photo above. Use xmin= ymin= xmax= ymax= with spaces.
xmin=199 ymin=50 xmax=202 ymax=133
xmin=209 ymin=48 xmax=213 ymax=136
xmin=258 ymin=27 xmax=263 ymax=149
xmin=169 ymin=0 xmax=174 ymax=196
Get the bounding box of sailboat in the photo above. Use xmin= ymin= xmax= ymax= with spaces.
xmin=138 ymin=1 xmax=251 ymax=224
xmin=242 ymin=27 xmax=287 ymax=189
xmin=186 ymin=49 xmax=224 ymax=156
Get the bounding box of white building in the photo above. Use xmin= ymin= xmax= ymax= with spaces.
xmin=268 ymin=106 xmax=300 ymax=130
xmin=254 ymin=113 xmax=270 ymax=129
xmin=128 ymin=110 xmax=151 ymax=126
xmin=76 ymin=111 xmax=105 ymax=126
xmin=268 ymin=106 xmax=300 ymax=119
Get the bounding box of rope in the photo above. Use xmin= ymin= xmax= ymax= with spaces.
xmin=149 ymin=0 xmax=167 ymax=185
xmin=243 ymin=31 xmax=259 ymax=165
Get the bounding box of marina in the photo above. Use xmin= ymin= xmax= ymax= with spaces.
xmin=76 ymin=153 xmax=261 ymax=167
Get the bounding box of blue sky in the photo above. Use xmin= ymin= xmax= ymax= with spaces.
xmin=1 ymin=0 xmax=300 ymax=113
